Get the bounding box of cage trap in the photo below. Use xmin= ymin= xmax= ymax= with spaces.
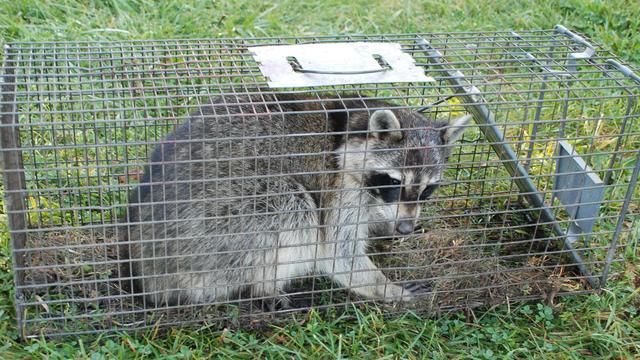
xmin=1 ymin=25 xmax=639 ymax=338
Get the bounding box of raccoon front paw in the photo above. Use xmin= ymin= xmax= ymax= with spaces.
xmin=259 ymin=294 xmax=292 ymax=312
xmin=404 ymin=281 xmax=430 ymax=295
xmin=380 ymin=283 xmax=416 ymax=303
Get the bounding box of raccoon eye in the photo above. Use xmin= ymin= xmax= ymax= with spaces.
xmin=367 ymin=173 xmax=402 ymax=203
xmin=419 ymin=184 xmax=439 ymax=200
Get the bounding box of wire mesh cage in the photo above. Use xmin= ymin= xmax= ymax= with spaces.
xmin=1 ymin=25 xmax=639 ymax=338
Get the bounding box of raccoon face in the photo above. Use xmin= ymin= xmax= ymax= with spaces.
xmin=335 ymin=108 xmax=471 ymax=238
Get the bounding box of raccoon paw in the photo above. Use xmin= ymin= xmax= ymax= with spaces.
xmin=380 ymin=283 xmax=416 ymax=303
xmin=404 ymin=282 xmax=431 ymax=296
xmin=260 ymin=294 xmax=292 ymax=313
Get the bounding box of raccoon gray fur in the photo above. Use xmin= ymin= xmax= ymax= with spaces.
xmin=124 ymin=93 xmax=471 ymax=307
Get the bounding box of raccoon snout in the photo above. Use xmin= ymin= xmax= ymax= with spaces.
xmin=395 ymin=219 xmax=415 ymax=235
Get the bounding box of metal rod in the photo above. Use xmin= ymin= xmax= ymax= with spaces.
xmin=554 ymin=24 xmax=596 ymax=73
xmin=599 ymin=58 xmax=640 ymax=287
xmin=606 ymin=59 xmax=640 ymax=85
xmin=507 ymin=31 xmax=557 ymax=174
xmin=554 ymin=25 xmax=596 ymax=51
xmin=600 ymin=149 xmax=640 ymax=287
xmin=0 ymin=44 xmax=28 ymax=338
xmin=416 ymin=37 xmax=599 ymax=288
xmin=601 ymin=59 xmax=639 ymax=186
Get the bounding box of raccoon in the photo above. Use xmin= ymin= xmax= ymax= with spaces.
xmin=123 ymin=93 xmax=471 ymax=307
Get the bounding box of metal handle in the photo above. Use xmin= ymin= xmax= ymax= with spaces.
xmin=287 ymin=55 xmax=391 ymax=75
xmin=554 ymin=25 xmax=596 ymax=73
xmin=606 ymin=59 xmax=640 ymax=84
xmin=554 ymin=25 xmax=595 ymax=50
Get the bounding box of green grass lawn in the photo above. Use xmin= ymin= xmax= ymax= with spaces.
xmin=1 ymin=0 xmax=639 ymax=358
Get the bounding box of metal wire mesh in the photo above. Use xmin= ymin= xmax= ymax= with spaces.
xmin=1 ymin=26 xmax=639 ymax=338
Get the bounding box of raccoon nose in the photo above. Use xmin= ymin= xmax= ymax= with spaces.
xmin=395 ymin=220 xmax=415 ymax=235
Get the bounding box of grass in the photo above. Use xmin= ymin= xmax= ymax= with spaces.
xmin=1 ymin=0 xmax=639 ymax=358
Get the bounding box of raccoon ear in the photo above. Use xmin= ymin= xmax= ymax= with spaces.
xmin=441 ymin=114 xmax=472 ymax=145
xmin=369 ymin=110 xmax=403 ymax=141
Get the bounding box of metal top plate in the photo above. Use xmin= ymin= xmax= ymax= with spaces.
xmin=248 ymin=42 xmax=434 ymax=88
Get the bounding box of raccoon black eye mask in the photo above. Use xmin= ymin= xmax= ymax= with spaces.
xmin=366 ymin=173 xmax=439 ymax=203
xmin=366 ymin=173 xmax=402 ymax=202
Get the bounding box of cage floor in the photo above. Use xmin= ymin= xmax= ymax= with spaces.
xmin=19 ymin=211 xmax=577 ymax=336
